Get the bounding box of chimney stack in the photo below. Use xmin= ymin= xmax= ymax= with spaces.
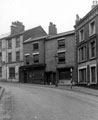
xmin=11 ymin=21 xmax=25 ymax=35
xmin=75 ymin=14 xmax=81 ymax=24
xmin=48 ymin=22 xmax=57 ymax=35
xmin=91 ymin=1 xmax=98 ymax=9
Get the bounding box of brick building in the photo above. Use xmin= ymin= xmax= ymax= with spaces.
xmin=74 ymin=1 xmax=98 ymax=86
xmin=19 ymin=27 xmax=47 ymax=84
xmin=45 ymin=30 xmax=75 ymax=85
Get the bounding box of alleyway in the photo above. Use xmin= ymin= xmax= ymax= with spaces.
xmin=0 ymin=82 xmax=98 ymax=120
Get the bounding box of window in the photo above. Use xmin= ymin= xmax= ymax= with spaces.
xmin=90 ymin=66 xmax=96 ymax=83
xmin=8 ymin=39 xmax=12 ymax=49
xmin=78 ymin=46 xmax=86 ymax=62
xmin=0 ymin=67 xmax=2 ymax=77
xmin=16 ymin=51 xmax=20 ymax=62
xmin=89 ymin=21 xmax=95 ymax=36
xmin=9 ymin=67 xmax=15 ymax=78
xmin=58 ymin=39 xmax=65 ymax=48
xmin=79 ymin=68 xmax=87 ymax=83
xmin=25 ymin=55 xmax=29 ymax=65
xmin=0 ymin=41 xmax=2 ymax=48
xmin=58 ymin=52 xmax=65 ymax=63
xmin=16 ymin=37 xmax=20 ymax=48
xmin=0 ymin=52 xmax=2 ymax=61
xmin=8 ymin=53 xmax=12 ymax=63
xmin=79 ymin=29 xmax=84 ymax=42
xmin=33 ymin=43 xmax=39 ymax=51
xmin=90 ymin=41 xmax=96 ymax=58
xmin=33 ymin=54 xmax=39 ymax=63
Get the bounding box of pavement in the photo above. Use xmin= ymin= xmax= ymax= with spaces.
xmin=34 ymin=84 xmax=98 ymax=97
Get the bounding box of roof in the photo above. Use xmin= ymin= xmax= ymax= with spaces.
xmin=75 ymin=5 xmax=98 ymax=27
xmin=0 ymin=33 xmax=10 ymax=39
xmin=6 ymin=25 xmax=47 ymax=40
xmin=23 ymin=26 xmax=47 ymax=41
xmin=24 ymin=35 xmax=48 ymax=44
xmin=47 ymin=30 xmax=75 ymax=40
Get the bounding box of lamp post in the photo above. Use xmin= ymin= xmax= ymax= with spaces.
xmin=54 ymin=54 xmax=58 ymax=87
xmin=70 ymin=68 xmax=73 ymax=89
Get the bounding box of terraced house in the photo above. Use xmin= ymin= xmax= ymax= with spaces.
xmin=74 ymin=1 xmax=98 ymax=86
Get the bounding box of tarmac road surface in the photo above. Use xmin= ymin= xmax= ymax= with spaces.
xmin=0 ymin=82 xmax=98 ymax=120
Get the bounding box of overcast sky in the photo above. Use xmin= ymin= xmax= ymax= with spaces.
xmin=0 ymin=0 xmax=93 ymax=35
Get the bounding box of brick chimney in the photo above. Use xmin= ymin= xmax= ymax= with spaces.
xmin=91 ymin=1 xmax=98 ymax=9
xmin=48 ymin=22 xmax=57 ymax=35
xmin=75 ymin=14 xmax=81 ymax=24
xmin=11 ymin=21 xmax=25 ymax=35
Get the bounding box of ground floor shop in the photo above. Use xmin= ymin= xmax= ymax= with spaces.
xmin=45 ymin=67 xmax=74 ymax=85
xmin=19 ymin=64 xmax=45 ymax=84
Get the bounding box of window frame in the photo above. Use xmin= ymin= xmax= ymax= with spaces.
xmin=33 ymin=53 xmax=39 ymax=63
xmin=32 ymin=42 xmax=39 ymax=51
xmin=0 ymin=67 xmax=2 ymax=77
xmin=89 ymin=39 xmax=96 ymax=59
xmin=25 ymin=54 xmax=30 ymax=65
xmin=8 ymin=39 xmax=12 ymax=49
xmin=16 ymin=37 xmax=20 ymax=48
xmin=58 ymin=51 xmax=66 ymax=63
xmin=16 ymin=51 xmax=20 ymax=62
xmin=78 ymin=45 xmax=87 ymax=62
xmin=90 ymin=64 xmax=97 ymax=84
xmin=58 ymin=38 xmax=65 ymax=49
xmin=78 ymin=66 xmax=87 ymax=83
xmin=89 ymin=20 xmax=96 ymax=36
xmin=9 ymin=67 xmax=15 ymax=78
xmin=79 ymin=28 xmax=84 ymax=42
xmin=8 ymin=53 xmax=12 ymax=63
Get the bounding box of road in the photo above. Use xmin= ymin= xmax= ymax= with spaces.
xmin=0 ymin=82 xmax=98 ymax=120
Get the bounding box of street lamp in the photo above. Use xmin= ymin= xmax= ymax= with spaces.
xmin=54 ymin=54 xmax=58 ymax=87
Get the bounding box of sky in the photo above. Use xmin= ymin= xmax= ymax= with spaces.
xmin=0 ymin=0 xmax=93 ymax=35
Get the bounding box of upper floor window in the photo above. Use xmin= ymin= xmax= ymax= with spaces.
xmin=0 ymin=41 xmax=2 ymax=48
xmin=33 ymin=43 xmax=39 ymax=51
xmin=0 ymin=52 xmax=2 ymax=61
xmin=79 ymin=28 xmax=84 ymax=42
xmin=89 ymin=40 xmax=96 ymax=58
xmin=8 ymin=39 xmax=12 ymax=49
xmin=58 ymin=52 xmax=65 ymax=63
xmin=33 ymin=54 xmax=39 ymax=63
xmin=16 ymin=51 xmax=20 ymax=62
xmin=58 ymin=39 xmax=65 ymax=48
xmin=78 ymin=46 xmax=86 ymax=62
xmin=8 ymin=53 xmax=12 ymax=63
xmin=0 ymin=67 xmax=2 ymax=77
xmin=16 ymin=37 xmax=20 ymax=48
xmin=89 ymin=20 xmax=95 ymax=36
xmin=25 ymin=55 xmax=30 ymax=65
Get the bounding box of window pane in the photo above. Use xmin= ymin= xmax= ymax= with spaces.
xmin=9 ymin=67 xmax=15 ymax=78
xmin=8 ymin=39 xmax=12 ymax=49
xmin=79 ymin=68 xmax=86 ymax=83
xmin=58 ymin=52 xmax=65 ymax=63
xmin=0 ymin=67 xmax=2 ymax=77
xmin=16 ymin=37 xmax=20 ymax=47
xmin=58 ymin=39 xmax=65 ymax=48
xmin=33 ymin=43 xmax=39 ymax=51
xmin=33 ymin=54 xmax=39 ymax=63
xmin=8 ymin=53 xmax=12 ymax=62
xmin=91 ymin=67 xmax=96 ymax=83
xmin=25 ymin=55 xmax=29 ymax=65
xmin=16 ymin=52 xmax=20 ymax=62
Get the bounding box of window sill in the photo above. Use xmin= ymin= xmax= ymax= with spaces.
xmin=58 ymin=61 xmax=66 ymax=64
